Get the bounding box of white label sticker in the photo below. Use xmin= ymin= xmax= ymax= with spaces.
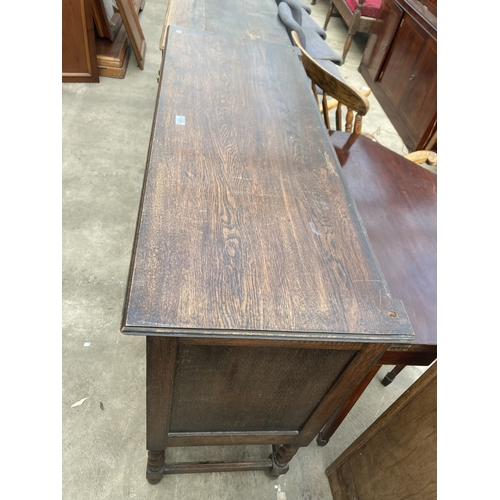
xmin=175 ymin=115 xmax=185 ymax=125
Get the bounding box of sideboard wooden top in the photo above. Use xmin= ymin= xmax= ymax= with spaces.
xmin=122 ymin=27 xmax=414 ymax=343
xmin=159 ymin=0 xmax=291 ymax=50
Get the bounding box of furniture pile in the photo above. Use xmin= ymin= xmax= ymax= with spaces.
xmin=62 ymin=0 xmax=147 ymax=82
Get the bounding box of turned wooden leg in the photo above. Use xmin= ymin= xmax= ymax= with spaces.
xmin=269 ymin=444 xmax=297 ymax=476
xmin=145 ymin=336 xmax=178 ymax=485
xmin=147 ymin=450 xmax=165 ymax=484
xmin=323 ymin=3 xmax=335 ymax=30
xmin=342 ymin=35 xmax=353 ymax=62
xmin=381 ymin=365 xmax=406 ymax=386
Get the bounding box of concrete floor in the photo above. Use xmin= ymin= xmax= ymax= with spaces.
xmin=62 ymin=1 xmax=429 ymax=498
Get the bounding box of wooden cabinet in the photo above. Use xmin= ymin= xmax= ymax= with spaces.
xmin=360 ymin=0 xmax=437 ymax=151
xmin=62 ymin=0 xmax=100 ymax=82
xmin=62 ymin=0 xmax=146 ymax=82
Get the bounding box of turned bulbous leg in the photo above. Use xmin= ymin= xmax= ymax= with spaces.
xmin=146 ymin=450 xmax=165 ymax=484
xmin=269 ymin=444 xmax=299 ymax=476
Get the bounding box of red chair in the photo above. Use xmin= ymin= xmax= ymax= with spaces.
xmin=319 ymin=0 xmax=382 ymax=62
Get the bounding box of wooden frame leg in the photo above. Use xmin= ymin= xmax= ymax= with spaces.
xmin=261 ymin=344 xmax=386 ymax=455
xmin=342 ymin=35 xmax=354 ymax=62
xmin=317 ymin=364 xmax=381 ymax=446
xmin=269 ymin=346 xmax=387 ymax=469
xmin=323 ymin=2 xmax=335 ymax=30
xmin=146 ymin=450 xmax=165 ymax=485
xmin=146 ymin=336 xmax=178 ymax=485
xmin=381 ymin=364 xmax=406 ymax=386
xmin=297 ymin=345 xmax=386 ymax=450
xmin=268 ymin=444 xmax=295 ymax=476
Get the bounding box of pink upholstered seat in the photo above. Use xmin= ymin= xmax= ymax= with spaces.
xmin=322 ymin=0 xmax=382 ymax=61
xmin=345 ymin=0 xmax=381 ymax=19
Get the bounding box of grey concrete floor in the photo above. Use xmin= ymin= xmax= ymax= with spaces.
xmin=62 ymin=1 xmax=429 ymax=498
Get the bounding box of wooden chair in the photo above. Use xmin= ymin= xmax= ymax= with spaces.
xmin=319 ymin=0 xmax=382 ymax=62
xmin=291 ymin=30 xmax=369 ymax=133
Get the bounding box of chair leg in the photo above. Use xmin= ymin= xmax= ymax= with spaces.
xmin=381 ymin=365 xmax=406 ymax=386
xmin=323 ymin=2 xmax=335 ymax=30
xmin=342 ymin=35 xmax=354 ymax=62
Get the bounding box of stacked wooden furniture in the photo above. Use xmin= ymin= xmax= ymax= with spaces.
xmin=359 ymin=0 xmax=437 ymax=151
xmin=326 ymin=362 xmax=437 ymax=499
xmin=62 ymin=0 xmax=146 ymax=82
xmin=122 ymin=0 xmax=415 ymax=483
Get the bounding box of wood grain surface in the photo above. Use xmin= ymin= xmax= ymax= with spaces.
xmin=330 ymin=132 xmax=436 ymax=346
xmin=122 ymin=27 xmax=413 ymax=343
xmin=159 ymin=0 xmax=291 ymax=50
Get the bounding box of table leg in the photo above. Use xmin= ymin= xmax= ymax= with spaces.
xmin=317 ymin=364 xmax=381 ymax=446
xmin=146 ymin=336 xmax=178 ymax=485
xmin=268 ymin=444 xmax=295 ymax=476
xmin=272 ymin=344 xmax=389 ymax=458
xmin=381 ymin=364 xmax=406 ymax=386
xmin=146 ymin=450 xmax=165 ymax=484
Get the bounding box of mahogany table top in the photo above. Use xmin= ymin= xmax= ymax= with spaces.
xmin=330 ymin=132 xmax=436 ymax=347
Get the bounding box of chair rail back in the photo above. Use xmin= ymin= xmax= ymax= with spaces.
xmin=291 ymin=31 xmax=369 ymax=133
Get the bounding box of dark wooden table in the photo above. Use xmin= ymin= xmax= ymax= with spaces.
xmin=159 ymin=0 xmax=291 ymax=50
xmin=317 ymin=131 xmax=437 ymax=446
xmin=121 ymin=27 xmax=413 ymax=484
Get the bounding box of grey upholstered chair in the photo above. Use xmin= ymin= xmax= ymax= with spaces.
xmin=277 ymin=0 xmax=327 ymax=39
xmin=277 ymin=1 xmax=343 ymax=64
